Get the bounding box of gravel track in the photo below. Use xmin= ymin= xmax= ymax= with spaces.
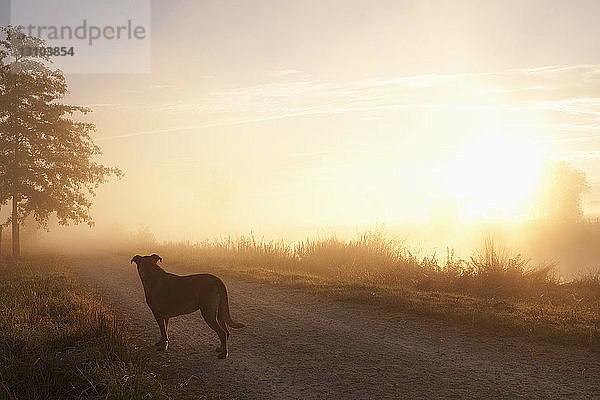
xmin=69 ymin=254 xmax=600 ymax=399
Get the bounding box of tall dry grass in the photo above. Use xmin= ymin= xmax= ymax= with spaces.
xmin=149 ymin=231 xmax=600 ymax=347
xmin=0 ymin=255 xmax=171 ymax=400
xmin=156 ymin=230 xmax=588 ymax=302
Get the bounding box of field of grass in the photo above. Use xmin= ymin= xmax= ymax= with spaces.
xmin=0 ymin=255 xmax=172 ymax=400
xmin=148 ymin=231 xmax=600 ymax=349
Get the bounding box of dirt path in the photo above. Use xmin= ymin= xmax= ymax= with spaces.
xmin=69 ymin=254 xmax=599 ymax=399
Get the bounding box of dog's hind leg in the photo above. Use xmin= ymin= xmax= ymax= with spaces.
xmin=215 ymin=311 xmax=230 ymax=354
xmin=217 ymin=311 xmax=230 ymax=339
xmin=201 ymin=307 xmax=228 ymax=359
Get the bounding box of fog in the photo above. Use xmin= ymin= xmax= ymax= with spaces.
xmin=3 ymin=1 xmax=600 ymax=279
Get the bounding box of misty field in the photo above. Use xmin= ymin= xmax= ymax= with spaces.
xmin=133 ymin=230 xmax=600 ymax=349
xmin=0 ymin=256 xmax=170 ymax=400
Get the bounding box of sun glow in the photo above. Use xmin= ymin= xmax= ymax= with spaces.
xmin=445 ymin=132 xmax=544 ymax=219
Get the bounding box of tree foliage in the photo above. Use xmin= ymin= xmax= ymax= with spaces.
xmin=0 ymin=26 xmax=122 ymax=231
xmin=531 ymin=160 xmax=590 ymax=221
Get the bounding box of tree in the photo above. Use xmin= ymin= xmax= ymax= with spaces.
xmin=0 ymin=29 xmax=11 ymax=258
xmin=0 ymin=26 xmax=122 ymax=256
xmin=530 ymin=160 xmax=590 ymax=221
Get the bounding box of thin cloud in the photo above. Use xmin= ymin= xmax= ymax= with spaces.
xmin=97 ymin=64 xmax=600 ymax=141
xmin=269 ymin=69 xmax=301 ymax=77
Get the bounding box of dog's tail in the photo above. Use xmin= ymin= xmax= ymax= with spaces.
xmin=217 ymin=279 xmax=246 ymax=329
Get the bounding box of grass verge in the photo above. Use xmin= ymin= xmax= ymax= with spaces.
xmin=146 ymin=231 xmax=599 ymax=350
xmin=174 ymin=263 xmax=600 ymax=350
xmin=0 ymin=254 xmax=172 ymax=400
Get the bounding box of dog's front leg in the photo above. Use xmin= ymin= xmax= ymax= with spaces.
xmin=154 ymin=315 xmax=169 ymax=351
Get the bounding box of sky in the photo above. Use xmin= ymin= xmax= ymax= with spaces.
xmin=21 ymin=0 xmax=600 ymax=240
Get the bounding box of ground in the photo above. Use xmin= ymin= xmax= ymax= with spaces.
xmin=69 ymin=254 xmax=600 ymax=399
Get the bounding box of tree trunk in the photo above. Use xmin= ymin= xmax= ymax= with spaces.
xmin=0 ymin=224 xmax=3 ymax=259
xmin=12 ymin=194 xmax=19 ymax=257
xmin=12 ymin=114 xmax=20 ymax=257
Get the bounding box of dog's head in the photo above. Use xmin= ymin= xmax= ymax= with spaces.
xmin=131 ymin=253 xmax=162 ymax=266
xmin=131 ymin=254 xmax=163 ymax=284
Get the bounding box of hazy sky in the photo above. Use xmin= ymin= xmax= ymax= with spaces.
xmin=51 ymin=0 xmax=600 ymax=240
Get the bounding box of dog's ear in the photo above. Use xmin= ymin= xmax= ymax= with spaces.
xmin=131 ymin=255 xmax=142 ymax=264
xmin=150 ymin=253 xmax=162 ymax=263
